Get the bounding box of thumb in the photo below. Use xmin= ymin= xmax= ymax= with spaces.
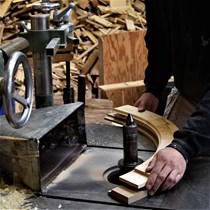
xmin=137 ymin=102 xmax=146 ymax=112
xmin=138 ymin=106 xmax=145 ymax=112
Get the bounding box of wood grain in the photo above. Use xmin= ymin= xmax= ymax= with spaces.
xmin=99 ymin=30 xmax=148 ymax=107
xmin=0 ymin=0 xmax=12 ymax=18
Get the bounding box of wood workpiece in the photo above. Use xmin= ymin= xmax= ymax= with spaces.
xmin=106 ymin=105 xmax=178 ymax=204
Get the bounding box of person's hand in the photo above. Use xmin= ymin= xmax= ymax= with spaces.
xmin=134 ymin=92 xmax=159 ymax=112
xmin=145 ymin=147 xmax=187 ymax=196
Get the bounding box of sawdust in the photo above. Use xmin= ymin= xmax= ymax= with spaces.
xmin=0 ymin=179 xmax=34 ymax=210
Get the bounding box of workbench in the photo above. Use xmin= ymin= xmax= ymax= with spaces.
xmin=23 ymin=99 xmax=209 ymax=210
xmin=0 ymin=99 xmax=209 ymax=209
xmin=28 ymin=124 xmax=210 ymax=209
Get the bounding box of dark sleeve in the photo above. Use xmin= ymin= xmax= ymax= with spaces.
xmin=144 ymin=0 xmax=173 ymax=98
xmin=168 ymin=90 xmax=210 ymax=161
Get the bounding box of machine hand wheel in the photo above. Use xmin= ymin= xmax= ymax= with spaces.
xmin=2 ymin=51 xmax=33 ymax=128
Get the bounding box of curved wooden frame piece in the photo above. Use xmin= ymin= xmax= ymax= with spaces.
xmin=107 ymin=105 xmax=178 ymax=204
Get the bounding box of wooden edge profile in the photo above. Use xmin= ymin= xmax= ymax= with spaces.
xmin=108 ymin=185 xmax=148 ymax=204
xmin=106 ymin=105 xmax=178 ymax=204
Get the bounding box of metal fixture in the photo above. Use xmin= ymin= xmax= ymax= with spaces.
xmin=118 ymin=113 xmax=143 ymax=174
xmin=0 ymin=37 xmax=33 ymax=128
xmin=20 ymin=0 xmax=77 ymax=108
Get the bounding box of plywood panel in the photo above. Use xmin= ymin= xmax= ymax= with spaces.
xmin=98 ymin=29 xmax=148 ymax=107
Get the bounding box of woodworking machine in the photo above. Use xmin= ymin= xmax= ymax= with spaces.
xmin=20 ymin=0 xmax=78 ymax=108
xmin=0 ymin=0 xmax=86 ymax=192
xmin=0 ymin=1 xmax=210 ymax=209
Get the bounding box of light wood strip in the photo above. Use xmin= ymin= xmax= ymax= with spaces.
xmin=0 ymin=0 xmax=12 ymax=18
xmin=99 ymin=77 xmax=174 ymax=91
xmin=108 ymin=185 xmax=147 ymax=204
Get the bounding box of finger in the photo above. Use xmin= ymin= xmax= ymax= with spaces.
xmin=134 ymin=100 xmax=145 ymax=112
xmin=138 ymin=102 xmax=146 ymax=112
xmin=159 ymin=168 xmax=176 ymax=192
xmin=146 ymin=160 xmax=165 ymax=194
xmin=146 ymin=156 xmax=157 ymax=172
xmin=160 ymin=170 xmax=183 ymax=192
xmin=148 ymin=164 xmax=171 ymax=195
xmin=168 ymin=173 xmax=182 ymax=190
xmin=134 ymin=100 xmax=139 ymax=107
xmin=138 ymin=107 xmax=146 ymax=112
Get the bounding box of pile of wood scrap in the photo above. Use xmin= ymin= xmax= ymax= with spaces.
xmin=71 ymin=0 xmax=146 ymax=98
xmin=0 ymin=0 xmax=40 ymax=43
xmin=0 ymin=0 xmax=146 ymax=104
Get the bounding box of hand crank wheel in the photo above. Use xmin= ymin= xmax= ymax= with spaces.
xmin=3 ymin=51 xmax=33 ymax=128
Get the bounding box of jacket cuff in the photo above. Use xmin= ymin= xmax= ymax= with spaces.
xmin=167 ymin=141 xmax=192 ymax=163
xmin=143 ymin=85 xmax=162 ymax=99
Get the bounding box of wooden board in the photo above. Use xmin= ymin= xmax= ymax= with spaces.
xmin=99 ymin=80 xmax=145 ymax=91
xmin=108 ymin=185 xmax=147 ymax=204
xmin=0 ymin=0 xmax=12 ymax=18
xmin=98 ymin=30 xmax=148 ymax=107
xmin=98 ymin=77 xmax=174 ymax=92
xmin=110 ymin=0 xmax=127 ymax=8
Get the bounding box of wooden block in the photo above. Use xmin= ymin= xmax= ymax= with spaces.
xmin=12 ymin=0 xmax=25 ymax=3
xmin=11 ymin=7 xmax=31 ymax=17
xmin=0 ymin=0 xmax=12 ymax=18
xmin=99 ymin=77 xmax=174 ymax=91
xmin=89 ymin=15 xmax=113 ymax=28
xmin=108 ymin=26 xmax=121 ymax=34
xmin=98 ymin=0 xmax=108 ymax=6
xmin=77 ymin=0 xmax=89 ymax=9
xmin=90 ymin=60 xmax=99 ymax=76
xmin=86 ymin=73 xmax=94 ymax=84
xmin=2 ymin=29 xmax=20 ymax=41
xmin=90 ymin=0 xmax=99 ymax=8
xmin=119 ymin=170 xmax=149 ymax=189
xmin=125 ymin=19 xmax=135 ymax=31
xmin=132 ymin=0 xmax=145 ymax=13
xmin=74 ymin=29 xmax=84 ymax=44
xmin=99 ymin=80 xmax=144 ymax=91
xmin=0 ymin=24 xmax=4 ymax=43
xmin=76 ymin=43 xmax=98 ymax=61
xmin=81 ymin=28 xmax=98 ymax=44
xmin=52 ymin=53 xmax=73 ymax=63
xmin=75 ymin=7 xmax=88 ymax=16
xmin=110 ymin=0 xmax=127 ymax=8
xmin=99 ymin=28 xmax=109 ymax=35
xmin=108 ymin=185 xmax=147 ymax=204
xmin=81 ymin=48 xmax=98 ymax=75
xmin=93 ymin=76 xmax=99 ymax=88
xmin=86 ymin=19 xmax=104 ymax=29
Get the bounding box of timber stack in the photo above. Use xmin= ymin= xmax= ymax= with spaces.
xmin=0 ymin=0 xmax=146 ymax=103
